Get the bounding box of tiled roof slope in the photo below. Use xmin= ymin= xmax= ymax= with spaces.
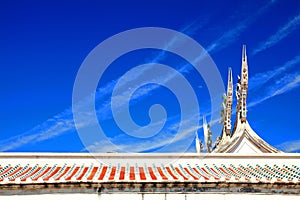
xmin=1 ymin=153 xmax=299 ymax=185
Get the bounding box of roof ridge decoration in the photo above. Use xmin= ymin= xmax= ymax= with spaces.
xmin=212 ymin=45 xmax=281 ymax=153
xmin=1 ymin=161 xmax=299 ymax=184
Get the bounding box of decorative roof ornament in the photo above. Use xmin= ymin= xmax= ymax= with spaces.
xmin=220 ymin=93 xmax=227 ymax=123
xmin=212 ymin=45 xmax=281 ymax=153
xmin=195 ymin=131 xmax=203 ymax=153
xmin=203 ymin=116 xmax=212 ymax=153
xmin=240 ymin=45 xmax=248 ymax=123
xmin=224 ymin=67 xmax=233 ymax=135
xmin=234 ymin=75 xmax=242 ymax=127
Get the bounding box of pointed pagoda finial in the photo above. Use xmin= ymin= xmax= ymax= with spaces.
xmin=233 ymin=45 xmax=249 ymax=133
xmin=195 ymin=131 xmax=200 ymax=153
xmin=240 ymin=44 xmax=248 ymax=123
xmin=228 ymin=67 xmax=233 ymax=83
xmin=242 ymin=44 xmax=247 ymax=63
xmin=223 ymin=67 xmax=233 ymax=135
xmin=203 ymin=116 xmax=212 ymax=153
xmin=195 ymin=131 xmax=203 ymax=153
xmin=203 ymin=116 xmax=208 ymax=146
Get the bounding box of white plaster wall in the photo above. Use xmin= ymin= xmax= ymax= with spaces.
xmin=0 ymin=193 xmax=300 ymax=200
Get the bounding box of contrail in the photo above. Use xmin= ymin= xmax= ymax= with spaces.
xmin=84 ymin=58 xmax=300 ymax=153
xmin=206 ymin=0 xmax=276 ymax=53
xmin=0 ymin=1 xmax=285 ymax=151
xmin=0 ymin=22 xmax=204 ymax=151
xmin=253 ymin=12 xmax=300 ymax=55
xmin=276 ymin=140 xmax=300 ymax=153
xmin=248 ymin=55 xmax=300 ymax=90
xmin=248 ymin=72 xmax=300 ymax=107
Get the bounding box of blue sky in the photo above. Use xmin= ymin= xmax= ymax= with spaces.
xmin=0 ymin=0 xmax=300 ymax=153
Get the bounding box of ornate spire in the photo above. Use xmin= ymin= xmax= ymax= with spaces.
xmin=232 ymin=45 xmax=248 ymax=134
xmin=203 ymin=117 xmax=212 ymax=153
xmin=195 ymin=131 xmax=203 ymax=153
xmin=224 ymin=67 xmax=233 ymax=135
xmin=240 ymin=45 xmax=248 ymax=123
xmin=242 ymin=44 xmax=247 ymax=62
xmin=214 ymin=45 xmax=281 ymax=153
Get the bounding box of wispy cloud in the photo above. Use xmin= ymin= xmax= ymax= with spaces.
xmin=248 ymin=55 xmax=300 ymax=107
xmin=271 ymin=74 xmax=300 ymax=96
xmin=0 ymin=1 xmax=293 ymax=152
xmin=248 ymin=55 xmax=300 ymax=90
xmin=248 ymin=72 xmax=300 ymax=107
xmin=253 ymin=12 xmax=300 ymax=55
xmin=0 ymin=113 xmax=75 ymax=151
xmin=276 ymin=140 xmax=300 ymax=152
xmin=0 ymin=22 xmax=204 ymax=152
xmin=206 ymin=0 xmax=276 ymax=53
xmin=84 ymin=113 xmax=200 ymax=153
xmin=86 ymin=55 xmax=300 ymax=153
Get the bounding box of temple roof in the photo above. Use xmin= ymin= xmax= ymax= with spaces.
xmin=0 ymin=153 xmax=299 ymax=185
xmin=214 ymin=121 xmax=281 ymax=153
xmin=208 ymin=45 xmax=281 ymax=154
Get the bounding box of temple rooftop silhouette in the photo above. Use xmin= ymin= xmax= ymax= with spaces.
xmin=200 ymin=45 xmax=281 ymax=154
xmin=0 ymin=45 xmax=299 ymax=200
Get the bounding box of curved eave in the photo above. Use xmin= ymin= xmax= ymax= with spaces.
xmin=214 ymin=121 xmax=281 ymax=153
